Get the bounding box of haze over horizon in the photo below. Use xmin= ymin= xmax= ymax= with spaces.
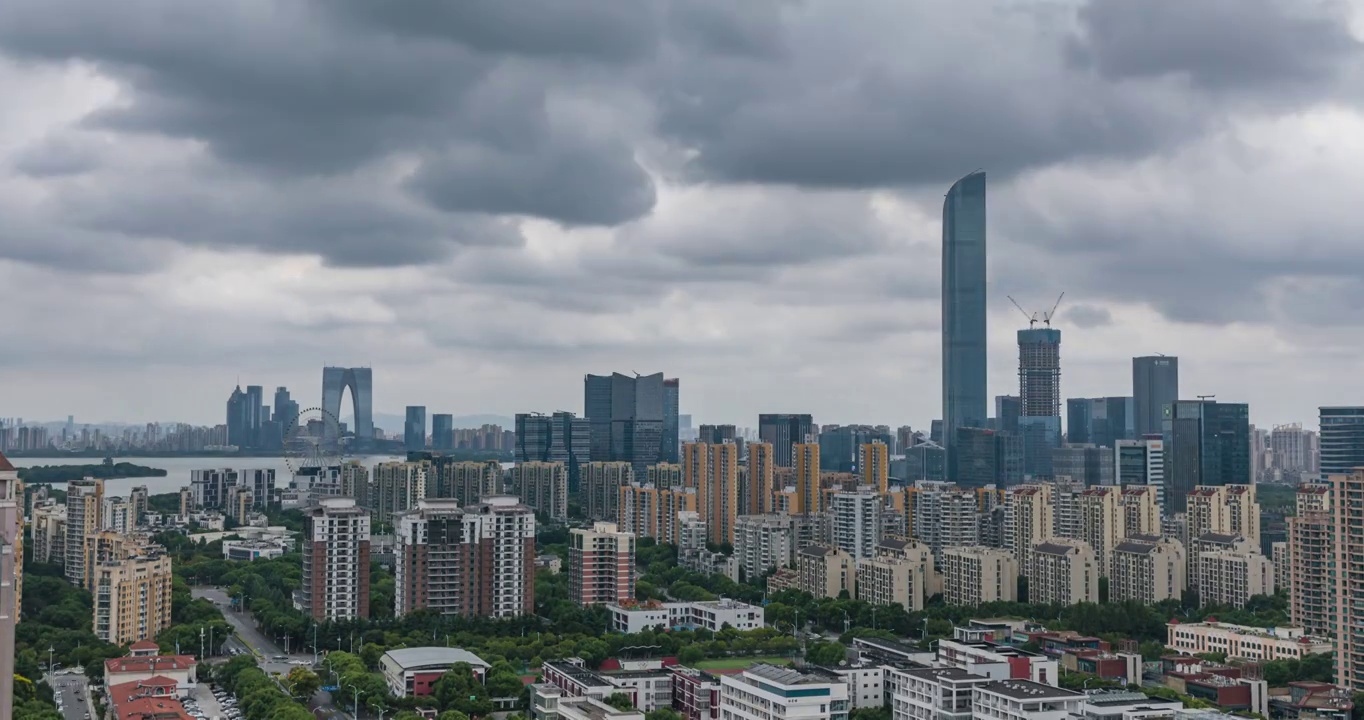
xmin=3 ymin=1 xmax=1364 ymax=429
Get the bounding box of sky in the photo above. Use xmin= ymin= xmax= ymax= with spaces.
xmin=3 ymin=0 xmax=1364 ymax=430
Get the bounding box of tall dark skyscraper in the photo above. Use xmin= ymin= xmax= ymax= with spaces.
xmin=516 ymin=411 xmax=592 ymax=490
xmin=226 ymin=385 xmax=249 ymax=448
xmin=245 ymin=385 xmax=264 ymax=447
xmin=698 ymin=424 xmax=737 ymax=444
xmin=404 ymin=406 xmax=427 ymax=451
xmin=431 ymin=414 xmax=454 ymax=451
xmin=583 ymin=372 xmax=665 ymax=474
xmin=1133 ymin=356 xmax=1179 ymax=437
xmin=759 ymin=413 xmax=815 ymax=467
xmin=273 ymin=386 xmax=299 ymax=431
xmin=1018 ymin=328 xmax=1062 ymax=477
xmin=942 ymin=171 xmax=988 ymax=460
xmin=1163 ymin=400 xmax=1250 ymax=513
xmin=1319 ymin=406 xmax=1364 ymax=479
xmin=994 ymin=395 xmax=1020 ymax=434
xmin=663 ymin=378 xmax=680 ymax=464
xmin=1066 ymin=396 xmax=1134 ymax=447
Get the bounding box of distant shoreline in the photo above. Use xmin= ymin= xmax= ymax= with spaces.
xmin=18 ymin=462 xmax=169 ymax=483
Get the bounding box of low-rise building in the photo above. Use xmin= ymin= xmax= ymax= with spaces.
xmin=719 ymin=665 xmax=848 ymax=720
xmin=221 ymin=538 xmax=290 ymax=561
xmin=971 ymin=679 xmax=1083 ymax=720
xmin=381 ymin=647 xmax=490 ymax=698
xmin=1075 ymin=690 xmax=1183 ymax=720
xmin=1166 ymin=620 xmax=1332 ymax=661
xmin=823 ymin=663 xmax=884 ymax=710
xmin=532 ymin=689 xmax=645 ymax=720
xmin=885 ymin=665 xmax=991 ymax=720
xmin=107 ymin=678 xmax=193 ymax=720
xmin=670 ymin=667 xmax=721 ymax=720
xmin=104 ymin=652 xmax=198 ymax=692
xmin=936 ymin=639 xmax=1058 ymax=686
xmin=607 ymin=599 xmax=763 ymax=634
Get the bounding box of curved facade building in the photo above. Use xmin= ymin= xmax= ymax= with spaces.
xmin=942 ymin=171 xmax=988 ymax=459
xmin=322 ymin=366 xmax=374 ymax=447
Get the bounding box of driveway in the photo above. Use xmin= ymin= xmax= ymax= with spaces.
xmin=47 ymin=671 xmax=92 ymax=720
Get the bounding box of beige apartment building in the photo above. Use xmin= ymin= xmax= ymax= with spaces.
xmin=684 ymin=442 xmax=739 ymax=545
xmin=941 ymin=546 xmax=1018 ymax=606
xmin=855 ymin=539 xmax=934 ymax=611
xmin=512 ymin=461 xmax=568 ymax=522
xmin=795 ymin=545 xmax=855 ymax=599
xmin=1332 ymin=469 xmax=1364 ymax=690
xmin=1110 ymin=534 xmax=1185 ymax=604
xmin=1119 ymin=486 xmax=1161 ymax=537
xmin=92 ymin=545 xmax=174 ymax=646
xmin=618 ymin=484 xmax=697 ymax=545
xmin=1288 ymin=485 xmax=1334 ymax=637
xmin=1005 ymin=485 xmax=1053 ymax=572
xmin=1026 ymin=539 xmax=1100 ymax=606
xmin=746 ymin=442 xmax=775 ymax=515
xmin=1187 ymin=485 xmax=1260 ymax=547
xmin=1076 ymin=487 xmax=1121 ymax=578
xmin=1196 ymin=542 xmax=1275 ymax=609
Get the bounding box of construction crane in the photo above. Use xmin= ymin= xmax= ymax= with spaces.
xmin=1042 ymin=292 xmax=1065 ymax=327
xmin=1007 ymin=296 xmax=1040 ymax=328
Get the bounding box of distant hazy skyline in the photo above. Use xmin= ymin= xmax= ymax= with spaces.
xmin=3 ymin=1 xmax=1364 ymax=429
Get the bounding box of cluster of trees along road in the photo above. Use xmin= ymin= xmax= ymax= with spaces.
xmin=9 ymin=499 xmax=1350 ymax=720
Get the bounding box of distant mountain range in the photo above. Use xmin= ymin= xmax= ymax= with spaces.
xmin=357 ymin=413 xmax=515 ymax=434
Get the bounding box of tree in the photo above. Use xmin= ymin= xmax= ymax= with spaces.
xmin=437 ymin=711 xmax=471 ymax=720
xmin=1098 ymin=577 xmax=1109 ymax=604
xmin=646 ymin=709 xmax=684 ymax=720
xmin=604 ymin=692 xmax=635 ymax=711
xmin=286 ymin=666 xmax=321 ymax=701
xmin=805 ymin=641 xmax=847 ymax=666
xmin=393 ymin=713 xmax=424 ymax=720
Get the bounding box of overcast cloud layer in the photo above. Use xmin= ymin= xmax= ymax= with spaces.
xmin=3 ymin=0 xmax=1364 ymax=429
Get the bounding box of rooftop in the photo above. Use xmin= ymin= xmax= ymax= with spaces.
xmin=980 ymin=679 xmax=1083 ymax=701
xmin=382 ymin=647 xmax=490 ymax=671
xmin=1035 ymin=541 xmax=1081 ymax=556
xmin=746 ymin=663 xmax=840 ymax=686
xmin=0 ymin=451 xmax=14 ymax=472
xmin=106 ymin=655 xmax=197 ymax=675
xmin=898 ymin=666 xmax=987 ymax=682
xmin=1082 ymin=690 xmax=1178 ymax=707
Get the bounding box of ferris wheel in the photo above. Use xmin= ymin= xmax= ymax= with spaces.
xmin=284 ymin=406 xmax=348 ymax=476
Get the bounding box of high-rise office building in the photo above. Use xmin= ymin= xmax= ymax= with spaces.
xmin=745 ymin=442 xmax=775 ymax=516
xmin=515 ymin=412 xmax=592 ymax=491
xmin=1017 ymin=327 xmax=1062 ymax=477
xmin=569 ymin=522 xmax=636 ymax=606
xmin=699 ymin=424 xmax=738 ymax=444
xmin=301 ymin=497 xmax=372 ymax=620
xmin=1164 ymin=401 xmax=1250 ymax=513
xmin=759 ymin=414 xmax=815 ymax=467
xmin=1320 ymin=407 xmax=1364 ymax=479
xmin=1067 ymin=397 xmax=1133 ymax=447
xmin=942 ymin=171 xmax=988 ymax=462
xmin=952 ymin=427 xmax=999 ymax=488
xmin=404 ymin=406 xmax=427 ymax=452
xmin=685 ymin=442 xmax=739 ymax=545
xmin=995 ymin=395 xmax=1021 ymax=434
xmin=1115 ymin=438 xmax=1165 ymax=510
xmin=583 ymin=372 xmax=666 ymax=475
xmin=1132 ymin=356 xmax=1179 ymax=438
xmin=65 ymin=478 xmax=103 ymax=584
xmin=226 ymin=385 xmax=250 ymax=448
xmin=273 ymin=386 xmax=299 ymax=431
xmin=663 ymin=378 xmax=680 ymax=464
xmin=394 ymin=496 xmax=535 ymax=618
xmin=431 ymin=414 xmax=454 ymax=451
xmin=244 ymin=384 xmax=264 ymax=447
xmin=321 ymin=366 xmax=374 ymax=447
xmin=1051 ymin=444 xmax=1114 ymax=486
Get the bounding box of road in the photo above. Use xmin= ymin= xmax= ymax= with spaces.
xmin=193 ymin=587 xmax=346 ymax=719
xmin=47 ymin=671 xmax=92 ymax=720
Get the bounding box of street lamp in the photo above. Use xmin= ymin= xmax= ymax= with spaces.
xmin=48 ymin=646 xmax=55 ymax=677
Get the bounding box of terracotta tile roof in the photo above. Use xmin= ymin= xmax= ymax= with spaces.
xmin=106 ymin=655 xmax=197 ymax=676
xmin=129 ymin=640 xmax=160 ymax=651
xmin=0 ymin=451 xmax=14 ymax=472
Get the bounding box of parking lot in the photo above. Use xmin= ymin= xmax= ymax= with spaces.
xmin=182 ymin=681 xmax=241 ymax=720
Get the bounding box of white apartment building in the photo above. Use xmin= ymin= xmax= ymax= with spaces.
xmin=102 ymin=496 xmax=133 ymax=534
xmin=912 ymin=483 xmax=980 ymax=557
xmin=734 ymin=514 xmax=796 ymax=579
xmin=300 ymin=497 xmax=372 ymax=620
xmin=719 ymin=665 xmax=848 ymax=720
xmin=831 ymin=488 xmax=880 ymax=561
xmin=65 ymin=478 xmax=103 ymax=584
xmin=30 ymin=502 xmax=66 ymax=565
xmin=941 ymin=547 xmax=1018 ymax=606
xmin=514 ymin=461 xmax=569 ymax=522
xmin=1167 ymin=621 xmax=1332 ymax=661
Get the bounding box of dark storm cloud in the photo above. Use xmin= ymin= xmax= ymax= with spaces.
xmin=10 ymin=134 xmax=101 ymax=177
xmin=1070 ymin=0 xmax=1359 ymax=91
xmin=1063 ymin=304 xmax=1113 ymax=329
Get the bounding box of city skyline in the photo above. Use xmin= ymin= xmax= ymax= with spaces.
xmin=4 ymin=2 xmax=1364 ymax=431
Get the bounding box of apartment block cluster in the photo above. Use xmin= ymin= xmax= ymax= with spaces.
xmin=24 ymin=472 xmax=174 ymax=647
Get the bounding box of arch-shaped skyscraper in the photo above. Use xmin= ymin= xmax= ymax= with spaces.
xmin=322 ymin=366 xmax=373 ymax=447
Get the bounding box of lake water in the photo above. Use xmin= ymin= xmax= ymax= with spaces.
xmin=16 ymin=455 xmax=409 ymax=496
